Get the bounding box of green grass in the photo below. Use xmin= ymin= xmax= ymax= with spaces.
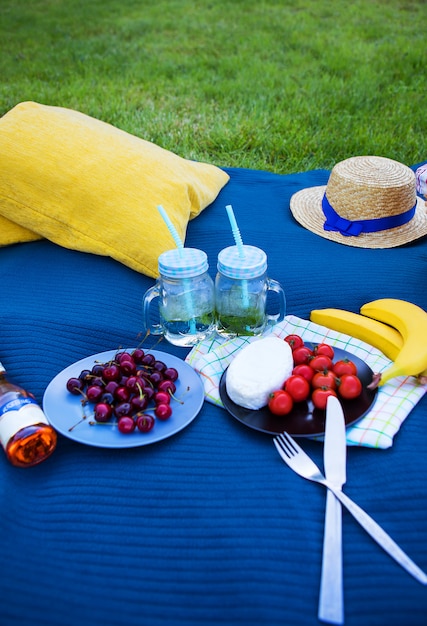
xmin=1 ymin=0 xmax=426 ymax=173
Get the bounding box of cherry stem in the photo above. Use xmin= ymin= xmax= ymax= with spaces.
xmin=152 ymin=335 xmax=165 ymax=349
xmin=135 ymin=330 xmax=150 ymax=346
xmin=69 ymin=406 xmax=90 ymax=431
xmin=170 ymin=386 xmax=189 ymax=405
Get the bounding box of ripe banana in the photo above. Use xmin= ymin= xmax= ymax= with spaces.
xmin=360 ymin=299 xmax=427 ymax=386
xmin=310 ymin=308 xmax=403 ymax=361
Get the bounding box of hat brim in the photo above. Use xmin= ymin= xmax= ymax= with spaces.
xmin=289 ymin=185 xmax=427 ymax=248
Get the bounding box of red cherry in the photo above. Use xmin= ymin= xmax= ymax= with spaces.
xmin=136 ymin=414 xmax=155 ymax=432
xmin=132 ymin=349 xmax=145 ymax=363
xmin=66 ymin=377 xmax=85 ymax=395
xmin=158 ymin=380 xmax=176 ymax=394
xmin=86 ymin=385 xmax=104 ymax=402
xmin=90 ymin=376 xmax=104 ymax=387
xmin=154 ymin=391 xmax=171 ymax=405
xmin=114 ymin=386 xmax=131 ymax=402
xmin=155 ymin=403 xmax=172 ymax=420
xmin=131 ymin=395 xmax=149 ymax=412
xmin=164 ymin=367 xmax=179 ymax=382
xmin=143 ymin=386 xmax=155 ymax=401
xmin=117 ymin=416 xmax=136 ymax=434
xmin=125 ymin=376 xmax=145 ymax=391
xmin=114 ymin=402 xmax=132 ymax=418
xmin=117 ymin=352 xmax=133 ymax=363
xmin=141 ymin=354 xmax=156 ymax=367
xmin=149 ymin=371 xmax=164 ymax=386
xmin=94 ymin=402 xmax=113 ymax=422
xmin=120 ymin=360 xmax=136 ymax=376
xmin=91 ymin=364 xmax=104 ymax=377
xmin=104 ymin=380 xmax=119 ymax=395
xmin=102 ymin=364 xmax=121 ymax=382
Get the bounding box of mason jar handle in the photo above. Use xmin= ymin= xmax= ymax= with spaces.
xmin=266 ymin=278 xmax=286 ymax=325
xmin=142 ymin=284 xmax=163 ymax=335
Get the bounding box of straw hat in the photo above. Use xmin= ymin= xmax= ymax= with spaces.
xmin=290 ymin=156 xmax=427 ymax=248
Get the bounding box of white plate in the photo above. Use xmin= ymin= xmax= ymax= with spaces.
xmin=43 ymin=349 xmax=204 ymax=448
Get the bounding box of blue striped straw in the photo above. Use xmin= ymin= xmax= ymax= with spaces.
xmin=225 ymin=204 xmax=245 ymax=258
xmin=157 ymin=205 xmax=196 ymax=332
xmin=225 ymin=204 xmax=249 ymax=307
xmin=157 ymin=205 xmax=184 ymax=257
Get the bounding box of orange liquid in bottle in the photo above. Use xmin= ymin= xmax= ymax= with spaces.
xmin=6 ymin=423 xmax=57 ymax=468
xmin=0 ymin=362 xmax=57 ymax=468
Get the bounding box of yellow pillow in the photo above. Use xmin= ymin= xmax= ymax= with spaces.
xmin=0 ymin=102 xmax=229 ymax=277
xmin=0 ymin=215 xmax=41 ymax=245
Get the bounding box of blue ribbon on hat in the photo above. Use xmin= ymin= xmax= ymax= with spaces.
xmin=322 ymin=193 xmax=416 ymax=237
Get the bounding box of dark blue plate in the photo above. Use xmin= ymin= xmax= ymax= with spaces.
xmin=219 ymin=345 xmax=377 ymax=437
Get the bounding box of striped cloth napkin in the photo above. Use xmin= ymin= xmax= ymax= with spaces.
xmin=185 ymin=315 xmax=427 ymax=448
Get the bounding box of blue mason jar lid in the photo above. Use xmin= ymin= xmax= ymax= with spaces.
xmin=217 ymin=245 xmax=267 ymax=279
xmin=158 ymin=248 xmax=209 ymax=279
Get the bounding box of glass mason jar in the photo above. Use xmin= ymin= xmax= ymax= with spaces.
xmin=215 ymin=245 xmax=286 ymax=337
xmin=143 ymin=248 xmax=215 ymax=347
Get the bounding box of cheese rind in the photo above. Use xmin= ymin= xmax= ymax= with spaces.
xmin=225 ymin=337 xmax=293 ymax=410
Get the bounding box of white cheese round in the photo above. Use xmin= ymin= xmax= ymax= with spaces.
xmin=225 ymin=336 xmax=293 ymax=410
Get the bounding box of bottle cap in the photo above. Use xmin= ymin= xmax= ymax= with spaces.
xmin=217 ymin=245 xmax=267 ymax=279
xmin=158 ymin=248 xmax=209 ymax=279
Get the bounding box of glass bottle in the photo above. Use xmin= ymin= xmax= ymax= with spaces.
xmin=143 ymin=248 xmax=215 ymax=347
xmin=215 ymin=244 xmax=286 ymax=337
xmin=0 ymin=361 xmax=57 ymax=468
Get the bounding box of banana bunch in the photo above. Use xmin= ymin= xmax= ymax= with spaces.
xmin=310 ymin=299 xmax=427 ymax=387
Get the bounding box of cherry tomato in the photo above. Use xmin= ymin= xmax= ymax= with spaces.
xmin=309 ymin=354 xmax=334 ymax=372
xmin=284 ymin=375 xmax=311 ymax=402
xmin=292 ymin=363 xmax=314 ymax=384
xmin=333 ymin=359 xmax=358 ymax=377
xmin=292 ymin=346 xmax=313 ymax=365
xmin=312 ymin=370 xmax=337 ymax=390
xmin=314 ymin=343 xmax=335 ymax=359
xmin=268 ymin=390 xmax=294 ymax=415
xmin=284 ymin=334 xmax=304 ymax=351
xmin=312 ymin=388 xmax=337 ymax=410
xmin=337 ymin=374 xmax=362 ymax=399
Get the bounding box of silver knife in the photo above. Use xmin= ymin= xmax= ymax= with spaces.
xmin=318 ymin=395 xmax=346 ymax=625
xmin=274 ymin=432 xmax=427 ymax=585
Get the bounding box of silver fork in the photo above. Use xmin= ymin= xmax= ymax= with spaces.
xmin=274 ymin=432 xmax=427 ymax=585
